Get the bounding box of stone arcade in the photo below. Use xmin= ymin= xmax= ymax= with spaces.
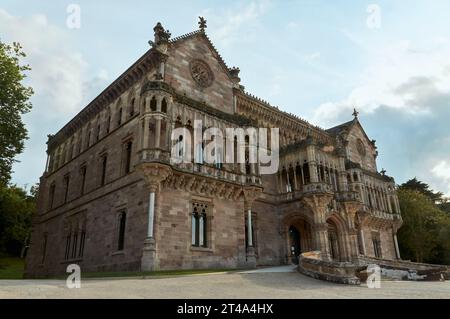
xmin=25 ymin=19 xmax=402 ymax=278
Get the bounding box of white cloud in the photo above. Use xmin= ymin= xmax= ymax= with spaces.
xmin=0 ymin=9 xmax=109 ymax=187
xmin=432 ymin=161 xmax=450 ymax=196
xmin=198 ymin=0 xmax=271 ymax=48
xmin=308 ymin=35 xmax=450 ymax=197
xmin=0 ymin=9 xmax=92 ymax=115
xmin=311 ymin=38 xmax=450 ymax=127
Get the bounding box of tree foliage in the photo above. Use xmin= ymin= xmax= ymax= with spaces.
xmin=0 ymin=184 xmax=36 ymax=257
xmin=397 ymin=187 xmax=450 ymax=265
xmin=399 ymin=177 xmax=445 ymax=203
xmin=0 ymin=40 xmax=33 ymax=186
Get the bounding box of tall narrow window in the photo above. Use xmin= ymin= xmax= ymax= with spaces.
xmin=106 ymin=114 xmax=111 ymax=133
xmin=191 ymin=208 xmax=197 ymax=246
xmin=96 ymin=124 xmax=101 ymax=142
xmin=191 ymin=204 xmax=208 ymax=248
xmin=129 ymin=98 xmax=135 ymax=117
xmin=117 ymin=211 xmax=126 ymax=251
xmin=41 ymin=233 xmax=48 ymax=264
xmin=372 ymin=232 xmax=382 ymax=258
xmin=86 ymin=126 xmax=91 ymax=149
xmin=63 ymin=174 xmax=70 ymax=203
xmin=78 ymin=230 xmax=86 ymax=258
xmin=48 ymin=183 xmax=56 ymax=209
xmin=161 ymin=98 xmax=167 ymax=113
xmin=100 ymin=155 xmax=107 ymax=186
xmin=71 ymin=232 xmax=78 ymax=259
xmin=80 ymin=165 xmax=87 ymax=195
xmin=77 ymin=134 xmax=82 ymax=154
xmin=123 ymin=141 xmax=132 ymax=174
xmin=65 ymin=232 xmax=71 ymax=260
xmin=117 ymin=107 xmax=122 ymax=126
xmin=150 ymin=96 xmax=157 ymax=111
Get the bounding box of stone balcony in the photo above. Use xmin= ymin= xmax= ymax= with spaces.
xmin=302 ymin=182 xmax=334 ymax=195
xmin=139 ymin=149 xmax=262 ymax=187
xmin=359 ymin=205 xmax=403 ymax=223
xmin=335 ymin=191 xmax=361 ymax=203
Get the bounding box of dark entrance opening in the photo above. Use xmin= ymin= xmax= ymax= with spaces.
xmin=289 ymin=226 xmax=301 ymax=264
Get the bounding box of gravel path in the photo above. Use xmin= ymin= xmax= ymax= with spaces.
xmin=1 ymin=268 xmax=449 ymax=299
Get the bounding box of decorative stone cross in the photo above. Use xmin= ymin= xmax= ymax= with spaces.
xmin=198 ymin=16 xmax=207 ymax=31
xmin=352 ymin=108 xmax=359 ymax=118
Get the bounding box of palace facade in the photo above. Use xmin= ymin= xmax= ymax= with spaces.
xmin=25 ymin=20 xmax=402 ymax=277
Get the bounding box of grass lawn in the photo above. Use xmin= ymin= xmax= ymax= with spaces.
xmin=0 ymin=257 xmax=25 ymax=279
xmin=0 ymin=259 xmax=238 ymax=280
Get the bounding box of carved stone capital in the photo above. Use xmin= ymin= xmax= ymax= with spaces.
xmin=137 ymin=163 xmax=172 ymax=192
xmin=302 ymin=193 xmax=334 ymax=211
xmin=243 ymin=186 xmax=263 ymax=209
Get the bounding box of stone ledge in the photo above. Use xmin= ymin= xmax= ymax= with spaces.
xmin=298 ymin=252 xmax=361 ymax=285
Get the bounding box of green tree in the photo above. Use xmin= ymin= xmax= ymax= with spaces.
xmin=399 ymin=178 xmax=444 ymax=203
xmin=397 ymin=189 xmax=450 ymax=264
xmin=0 ymin=40 xmax=33 ymax=186
xmin=0 ymin=184 xmax=36 ymax=257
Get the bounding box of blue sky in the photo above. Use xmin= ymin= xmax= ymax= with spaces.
xmin=1 ymin=0 xmax=450 ymax=196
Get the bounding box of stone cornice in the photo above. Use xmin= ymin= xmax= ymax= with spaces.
xmin=236 ymin=90 xmax=333 ymax=145
xmin=47 ymin=49 xmax=163 ymax=151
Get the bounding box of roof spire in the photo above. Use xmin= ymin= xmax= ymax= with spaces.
xmin=352 ymin=107 xmax=359 ymax=118
xmin=198 ymin=16 xmax=207 ymax=31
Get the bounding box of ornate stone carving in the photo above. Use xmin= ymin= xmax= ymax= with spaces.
xmin=137 ymin=163 xmax=172 ymax=191
xmin=190 ymin=59 xmax=214 ymax=88
xmin=243 ymin=186 xmax=263 ymax=209
xmin=198 ymin=16 xmax=207 ymax=31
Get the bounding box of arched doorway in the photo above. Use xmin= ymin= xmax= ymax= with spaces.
xmin=327 ymin=221 xmax=340 ymax=260
xmin=326 ymin=217 xmax=347 ymax=261
xmin=289 ymin=226 xmax=301 ymax=264
xmin=283 ymin=210 xmax=314 ymax=265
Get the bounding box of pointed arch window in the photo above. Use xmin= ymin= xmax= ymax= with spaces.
xmin=117 ymin=211 xmax=127 ymax=251
xmin=161 ymin=98 xmax=167 ymax=113
xmin=129 ymin=98 xmax=135 ymax=117
xmin=191 ymin=203 xmax=208 ymax=248
xmin=150 ymin=96 xmax=157 ymax=112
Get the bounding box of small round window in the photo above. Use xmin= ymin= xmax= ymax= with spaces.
xmin=356 ymin=139 xmax=366 ymax=156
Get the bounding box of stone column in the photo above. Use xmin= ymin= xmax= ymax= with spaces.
xmin=293 ymin=166 xmax=298 ymax=190
xmin=137 ymin=163 xmax=172 ymax=272
xmin=155 ymin=118 xmax=161 ymax=149
xmin=337 ymin=155 xmax=348 ymax=192
xmin=300 ymin=165 xmax=305 ymax=185
xmin=341 ymin=201 xmax=363 ymax=261
xmin=243 ymin=186 xmax=262 ymax=268
xmin=247 ymin=209 xmax=253 ymax=247
xmin=313 ymin=222 xmax=330 ymax=260
xmin=359 ymin=229 xmax=366 ymax=255
xmin=146 ymin=185 xmax=156 ymax=238
xmin=285 ymin=168 xmax=290 ymax=192
xmin=306 ymin=143 xmax=319 ymax=183
xmin=393 ymin=233 xmax=401 ymax=259
xmin=347 ymin=229 xmax=359 ymax=261
xmin=143 ymin=117 xmax=149 ymax=150
xmin=387 ymin=194 xmax=393 ymax=213
xmin=45 ymin=153 xmax=50 ymax=173
xmin=303 ymin=194 xmax=333 ymax=261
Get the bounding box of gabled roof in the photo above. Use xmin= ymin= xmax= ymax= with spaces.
xmin=326 ymin=119 xmax=355 ymax=136
xmin=327 ymin=117 xmax=376 ymax=147
xmin=170 ymin=29 xmax=234 ymax=80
